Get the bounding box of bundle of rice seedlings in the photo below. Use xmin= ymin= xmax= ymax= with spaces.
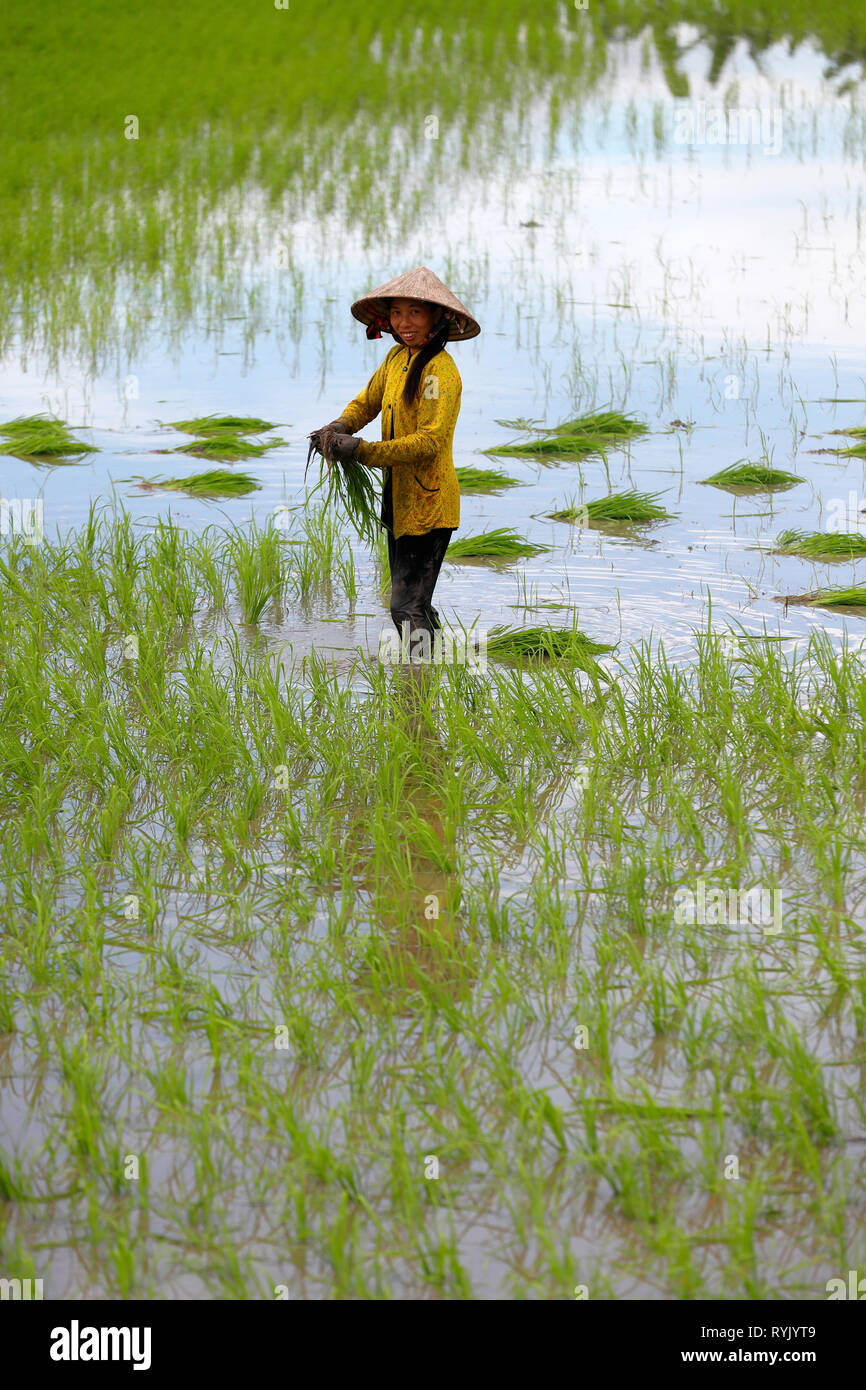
xmin=455 ymin=466 xmax=520 ymax=492
xmin=773 ymin=529 xmax=866 ymax=559
xmin=313 ymin=458 xmax=381 ymax=546
xmin=304 ymin=430 xmax=381 ymax=546
xmin=0 ymin=415 xmax=96 ymax=456
xmin=173 ymin=434 xmax=284 ymax=459
xmin=485 ymin=410 xmax=648 ymax=459
xmin=548 ymin=489 xmax=673 ymax=523
xmin=701 ymin=462 xmax=802 ymax=489
xmin=0 ymin=413 xmax=62 ymax=435
xmin=140 ymin=471 xmax=261 ymax=497
xmin=829 ymin=425 xmax=866 ymax=438
xmin=485 ymin=624 xmax=615 ymax=664
xmin=446 ymin=528 xmax=550 ymax=560
xmin=832 ymin=440 xmax=866 ymax=458
xmin=780 ymin=586 xmax=866 ymax=608
xmin=168 ymin=415 xmax=277 ymax=435
xmin=549 ymin=410 xmax=649 ymax=440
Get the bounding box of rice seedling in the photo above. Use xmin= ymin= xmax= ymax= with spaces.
xmin=133 ymin=470 xmax=261 ymax=497
xmin=830 ymin=440 xmax=866 ymax=458
xmin=229 ymin=519 xmax=289 ymax=622
xmin=454 ymin=466 xmax=521 ymax=492
xmin=0 ymin=413 xmax=65 ymax=436
xmin=305 ymin=433 xmax=381 ymax=547
xmin=547 ymin=490 xmax=674 ymax=524
xmin=778 ymin=585 xmax=866 ymax=608
xmin=167 ymin=415 xmax=277 ymax=435
xmin=772 ymin=530 xmax=866 ymax=559
xmin=446 ymin=528 xmax=550 ymax=560
xmin=701 ymin=462 xmax=803 ymax=490
xmin=173 ymin=435 xmax=284 ymax=459
xmin=485 ymin=623 xmax=615 ymax=664
xmin=485 ymin=410 xmax=648 ymax=459
xmin=0 ymin=416 xmax=96 ymax=456
xmin=309 ymin=457 xmax=380 ymax=547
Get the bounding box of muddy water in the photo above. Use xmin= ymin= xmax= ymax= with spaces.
xmin=2 ymin=35 xmax=866 ymax=676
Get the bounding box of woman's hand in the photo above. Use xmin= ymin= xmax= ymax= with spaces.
xmin=327 ymin=433 xmax=361 ymax=464
xmin=306 ymin=419 xmax=354 ymax=477
xmin=309 ymin=418 xmax=352 ymax=452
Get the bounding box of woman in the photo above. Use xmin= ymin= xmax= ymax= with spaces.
xmin=309 ymin=266 xmax=480 ymax=657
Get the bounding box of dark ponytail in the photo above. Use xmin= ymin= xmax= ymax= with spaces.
xmin=401 ymin=310 xmax=451 ymax=406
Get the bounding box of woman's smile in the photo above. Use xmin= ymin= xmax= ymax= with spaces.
xmin=389 ymin=296 xmax=436 ymax=349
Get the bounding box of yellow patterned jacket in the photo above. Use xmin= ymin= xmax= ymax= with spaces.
xmin=338 ymin=344 xmax=461 ymax=539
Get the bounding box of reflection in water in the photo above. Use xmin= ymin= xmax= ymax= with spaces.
xmin=351 ymin=666 xmax=471 ymax=1010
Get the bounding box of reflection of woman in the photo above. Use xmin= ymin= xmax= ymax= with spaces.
xmin=309 ymin=266 xmax=480 ymax=653
xmin=348 ymin=717 xmax=472 ymax=1009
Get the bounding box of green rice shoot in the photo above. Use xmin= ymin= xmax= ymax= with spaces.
xmin=773 ymin=529 xmax=866 ymax=559
xmin=0 ymin=412 xmax=68 ymax=436
xmin=446 ymin=528 xmax=550 ymax=560
xmin=168 ymin=415 xmax=278 ymax=435
xmin=309 ymin=458 xmax=381 ymax=547
xmin=142 ymin=470 xmax=261 ymax=497
xmin=173 ymin=434 xmax=285 ymax=459
xmin=0 ymin=416 xmax=96 ymax=456
xmin=485 ymin=623 xmax=615 ymax=664
xmin=701 ymin=462 xmax=803 ymax=489
xmin=455 ymin=466 xmax=521 ymax=492
xmin=485 ymin=410 xmax=648 ymax=460
xmin=548 ymin=489 xmax=673 ymax=523
xmin=783 ymin=585 xmax=866 ymax=608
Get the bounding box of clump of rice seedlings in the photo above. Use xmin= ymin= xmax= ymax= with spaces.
xmin=549 ymin=410 xmax=649 ymax=440
xmin=701 ymin=462 xmax=802 ymax=490
xmin=168 ymin=415 xmax=277 ymax=435
xmin=229 ymin=520 xmax=288 ymax=622
xmin=446 ymin=528 xmax=550 ymax=560
xmin=547 ymin=490 xmax=673 ymax=524
xmin=0 ymin=412 xmax=63 ymax=435
xmin=0 ymin=415 xmax=96 ymax=457
xmin=829 ymin=425 xmax=866 ymax=438
xmin=486 ymin=410 xmax=648 ymax=459
xmin=137 ymin=471 xmax=261 ymax=497
xmin=773 ymin=530 xmax=866 ymax=560
xmin=831 ymin=440 xmax=866 ymax=458
xmin=485 ymin=624 xmax=615 ymax=664
xmin=173 ymin=434 xmax=284 ymax=459
xmin=307 ymin=457 xmax=380 ymax=547
xmin=779 ymin=586 xmax=866 ymax=608
xmin=455 ymin=466 xmax=520 ymax=492
xmin=494 ymin=416 xmax=543 ymax=430
xmin=305 ymin=431 xmax=381 ymax=546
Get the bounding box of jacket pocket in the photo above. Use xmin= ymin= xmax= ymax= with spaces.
xmin=413 ymin=473 xmax=440 ymax=493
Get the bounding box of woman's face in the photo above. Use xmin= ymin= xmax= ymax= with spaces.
xmin=389 ymin=298 xmax=438 ymax=348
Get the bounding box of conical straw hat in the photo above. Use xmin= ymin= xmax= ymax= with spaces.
xmin=351 ymin=265 xmax=481 ymax=342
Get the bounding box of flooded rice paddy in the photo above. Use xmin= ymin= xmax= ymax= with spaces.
xmin=2 ymin=6 xmax=866 ymax=1299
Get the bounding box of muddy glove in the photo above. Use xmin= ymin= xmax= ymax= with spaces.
xmin=309 ymin=418 xmax=352 ymax=452
xmin=327 ymin=433 xmax=361 ymax=464
xmin=306 ymin=419 xmax=353 ymax=478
